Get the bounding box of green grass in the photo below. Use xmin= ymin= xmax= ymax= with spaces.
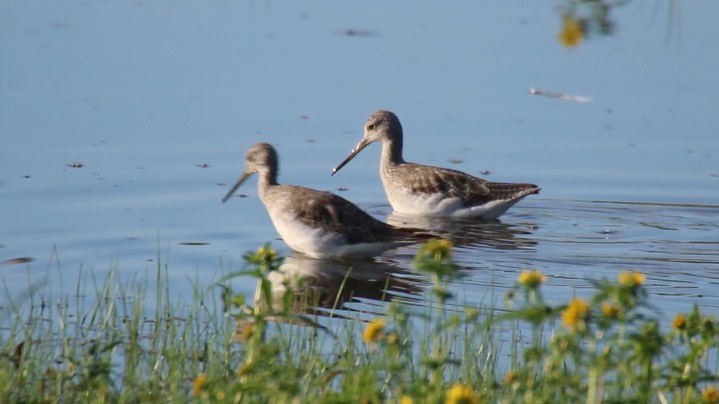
xmin=1 ymin=241 xmax=718 ymax=403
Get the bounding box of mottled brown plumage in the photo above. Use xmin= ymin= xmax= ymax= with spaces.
xmin=391 ymin=163 xmax=539 ymax=209
xmin=265 ymin=184 xmax=415 ymax=245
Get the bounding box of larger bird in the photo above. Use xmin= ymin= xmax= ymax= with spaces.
xmin=332 ymin=110 xmax=540 ymax=219
xmin=222 ymin=142 xmax=425 ymax=259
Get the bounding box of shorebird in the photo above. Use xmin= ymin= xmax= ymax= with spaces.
xmin=222 ymin=142 xmax=426 ymax=259
xmin=332 ymin=110 xmax=540 ymax=219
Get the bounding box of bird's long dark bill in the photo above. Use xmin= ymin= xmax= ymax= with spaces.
xmin=221 ymin=172 xmax=253 ymax=203
xmin=331 ymin=139 xmax=370 ymax=176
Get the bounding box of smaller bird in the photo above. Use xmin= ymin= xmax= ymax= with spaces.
xmin=332 ymin=110 xmax=540 ymax=219
xmin=222 ymin=142 xmax=426 ymax=259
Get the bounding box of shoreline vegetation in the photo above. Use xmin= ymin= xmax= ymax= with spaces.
xmin=2 ymin=241 xmax=718 ymax=403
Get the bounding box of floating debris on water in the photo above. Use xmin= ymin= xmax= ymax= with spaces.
xmin=2 ymin=257 xmax=34 ymax=265
xmin=528 ymin=88 xmax=593 ymax=103
xmin=67 ymin=162 xmax=84 ymax=168
xmin=336 ymin=28 xmax=380 ymax=37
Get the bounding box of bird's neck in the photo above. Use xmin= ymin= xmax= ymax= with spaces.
xmin=381 ymin=138 xmax=405 ymax=170
xmin=257 ymin=169 xmax=279 ymax=198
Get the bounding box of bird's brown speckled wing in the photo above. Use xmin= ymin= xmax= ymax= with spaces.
xmin=280 ymin=185 xmax=413 ymax=244
xmin=484 ymin=181 xmax=541 ymax=200
xmin=394 ymin=163 xmax=539 ymax=207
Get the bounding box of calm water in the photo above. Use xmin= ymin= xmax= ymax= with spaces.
xmin=1 ymin=1 xmax=718 ymax=324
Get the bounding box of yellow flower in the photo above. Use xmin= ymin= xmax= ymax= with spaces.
xmin=558 ymin=16 xmax=583 ymax=47
xmin=446 ymin=383 xmax=476 ymax=404
xmin=192 ymin=373 xmax=207 ymax=397
xmin=601 ymin=302 xmax=620 ymax=318
xmin=399 ymin=395 xmax=414 ymax=404
xmin=255 ymin=245 xmax=278 ymax=263
xmin=504 ymin=370 xmax=518 ymax=385
xmin=423 ymin=239 xmax=453 ymax=260
xmin=618 ymin=271 xmax=646 ymax=287
xmin=672 ymin=314 xmax=688 ymax=331
xmin=702 ymin=385 xmax=719 ymax=403
xmin=562 ymin=298 xmax=590 ymax=332
xmin=517 ymin=270 xmax=547 ymax=289
xmin=363 ymin=318 xmax=386 ymax=344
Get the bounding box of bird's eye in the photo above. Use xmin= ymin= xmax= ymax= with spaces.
xmin=367 ymin=124 xmax=375 ymax=130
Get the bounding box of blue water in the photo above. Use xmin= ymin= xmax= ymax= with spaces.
xmin=1 ymin=1 xmax=718 ymax=324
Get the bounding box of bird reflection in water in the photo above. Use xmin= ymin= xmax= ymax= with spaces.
xmin=386 ymin=211 xmax=538 ymax=251
xmin=250 ymin=253 xmax=422 ymax=318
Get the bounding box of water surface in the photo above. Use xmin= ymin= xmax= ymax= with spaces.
xmin=1 ymin=1 xmax=718 ymax=324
